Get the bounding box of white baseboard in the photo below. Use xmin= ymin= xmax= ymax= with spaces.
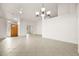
xmin=42 ymin=36 xmax=77 ymax=45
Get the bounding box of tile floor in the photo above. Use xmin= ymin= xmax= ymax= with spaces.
xmin=0 ymin=34 xmax=78 ymax=56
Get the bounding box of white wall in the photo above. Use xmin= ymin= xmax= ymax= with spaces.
xmin=7 ymin=21 xmax=11 ymax=36
xmin=42 ymin=4 xmax=77 ymax=44
xmin=77 ymin=4 xmax=79 ymax=53
xmin=36 ymin=20 xmax=42 ymax=35
xmin=0 ymin=18 xmax=6 ymax=38
xmin=58 ymin=3 xmax=77 ymax=16
xmin=31 ymin=20 xmax=42 ymax=35
xmin=42 ymin=14 xmax=77 ymax=44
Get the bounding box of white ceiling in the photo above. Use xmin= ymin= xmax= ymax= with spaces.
xmin=0 ymin=3 xmax=58 ymax=22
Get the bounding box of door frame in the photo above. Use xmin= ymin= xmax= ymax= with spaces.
xmin=7 ymin=21 xmax=19 ymax=37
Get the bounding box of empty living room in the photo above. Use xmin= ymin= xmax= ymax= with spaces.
xmin=0 ymin=3 xmax=79 ymax=56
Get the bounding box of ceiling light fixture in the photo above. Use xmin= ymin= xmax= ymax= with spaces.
xmin=19 ymin=10 xmax=23 ymax=14
xmin=14 ymin=17 xmax=17 ymax=20
xmin=35 ymin=3 xmax=51 ymax=18
xmin=8 ymin=21 xmax=11 ymax=23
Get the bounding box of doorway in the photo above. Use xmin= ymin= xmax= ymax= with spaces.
xmin=26 ymin=25 xmax=31 ymax=34
xmin=11 ymin=24 xmax=18 ymax=37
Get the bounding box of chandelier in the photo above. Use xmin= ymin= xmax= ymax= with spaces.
xmin=35 ymin=4 xmax=51 ymax=18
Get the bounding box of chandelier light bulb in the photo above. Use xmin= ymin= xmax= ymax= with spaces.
xmin=47 ymin=11 xmax=51 ymax=16
xmin=36 ymin=12 xmax=39 ymax=16
xmin=41 ymin=7 xmax=45 ymax=12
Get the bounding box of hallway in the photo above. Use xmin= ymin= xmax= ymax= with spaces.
xmin=0 ymin=34 xmax=78 ymax=56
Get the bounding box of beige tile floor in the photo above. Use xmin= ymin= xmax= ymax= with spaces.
xmin=0 ymin=34 xmax=78 ymax=56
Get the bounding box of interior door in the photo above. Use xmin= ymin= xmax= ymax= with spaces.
xmin=11 ymin=24 xmax=18 ymax=37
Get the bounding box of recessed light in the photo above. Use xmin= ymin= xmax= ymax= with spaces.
xmin=14 ymin=17 xmax=18 ymax=21
xmin=8 ymin=21 xmax=11 ymax=23
xmin=19 ymin=11 xmax=23 ymax=14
